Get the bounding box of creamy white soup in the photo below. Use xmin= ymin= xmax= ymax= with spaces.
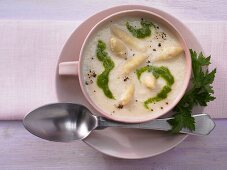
xmin=82 ymin=17 xmax=186 ymax=119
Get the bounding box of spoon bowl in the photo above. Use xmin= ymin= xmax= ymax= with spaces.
xmin=23 ymin=103 xmax=98 ymax=142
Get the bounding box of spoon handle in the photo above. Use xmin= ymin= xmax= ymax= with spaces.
xmin=97 ymin=114 xmax=215 ymax=135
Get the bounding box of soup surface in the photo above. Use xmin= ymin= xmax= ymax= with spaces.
xmin=82 ymin=17 xmax=186 ymax=120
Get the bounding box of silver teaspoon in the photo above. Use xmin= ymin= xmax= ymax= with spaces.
xmin=23 ymin=103 xmax=215 ymax=142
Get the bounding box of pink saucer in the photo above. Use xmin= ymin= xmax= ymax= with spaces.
xmin=56 ymin=5 xmax=203 ymax=159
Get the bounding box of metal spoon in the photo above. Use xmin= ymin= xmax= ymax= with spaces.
xmin=23 ymin=103 xmax=215 ymax=142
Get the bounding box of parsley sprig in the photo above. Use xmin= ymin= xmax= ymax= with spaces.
xmin=168 ymin=49 xmax=216 ymax=133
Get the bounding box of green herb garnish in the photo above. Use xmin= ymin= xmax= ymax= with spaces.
xmin=96 ymin=40 xmax=115 ymax=99
xmin=168 ymin=49 xmax=216 ymax=133
xmin=126 ymin=20 xmax=155 ymax=39
xmin=144 ymin=85 xmax=171 ymax=109
xmin=136 ymin=65 xmax=174 ymax=108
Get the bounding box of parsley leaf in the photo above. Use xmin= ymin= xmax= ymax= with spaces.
xmin=168 ymin=112 xmax=195 ymax=133
xmin=168 ymin=49 xmax=216 ymax=133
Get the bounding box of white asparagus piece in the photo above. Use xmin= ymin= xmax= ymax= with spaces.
xmin=141 ymin=73 xmax=156 ymax=89
xmin=154 ymin=47 xmax=184 ymax=61
xmin=109 ymin=37 xmax=128 ymax=58
xmin=122 ymin=54 xmax=147 ymax=75
xmin=119 ymin=83 xmax=135 ymax=106
xmin=110 ymin=25 xmax=146 ymax=52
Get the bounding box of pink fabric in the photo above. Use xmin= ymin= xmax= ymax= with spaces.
xmin=0 ymin=20 xmax=226 ymax=120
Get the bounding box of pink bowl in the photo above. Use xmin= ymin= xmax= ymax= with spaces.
xmin=59 ymin=9 xmax=191 ymax=123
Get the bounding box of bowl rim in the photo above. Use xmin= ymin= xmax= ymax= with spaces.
xmin=78 ymin=9 xmax=192 ymax=123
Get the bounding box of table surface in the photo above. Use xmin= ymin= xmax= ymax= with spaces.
xmin=0 ymin=1 xmax=227 ymax=170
